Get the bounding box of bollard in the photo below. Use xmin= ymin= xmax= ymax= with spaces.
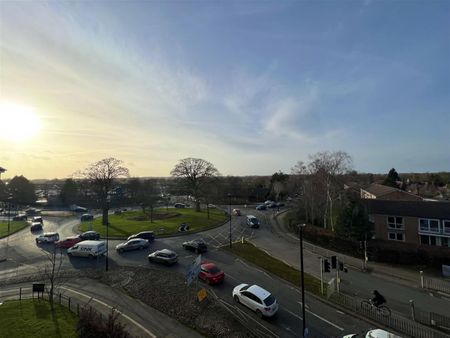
xmin=409 ymin=300 xmax=415 ymax=321
xmin=420 ymin=270 xmax=424 ymax=288
xmin=241 ymin=236 xmax=244 ymax=244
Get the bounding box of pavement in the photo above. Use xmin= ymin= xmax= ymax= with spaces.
xmin=246 ymin=209 xmax=450 ymax=318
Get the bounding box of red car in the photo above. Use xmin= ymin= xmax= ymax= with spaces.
xmin=55 ymin=236 xmax=82 ymax=248
xmin=198 ymin=262 xmax=225 ymax=285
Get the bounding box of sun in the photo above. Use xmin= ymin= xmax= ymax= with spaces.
xmin=0 ymin=103 xmax=42 ymax=142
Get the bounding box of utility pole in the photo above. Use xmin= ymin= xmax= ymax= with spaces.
xmin=319 ymin=257 xmax=324 ymax=295
xmin=336 ymin=258 xmax=340 ymax=293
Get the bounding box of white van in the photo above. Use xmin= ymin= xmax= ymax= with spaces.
xmin=36 ymin=232 xmax=60 ymax=244
xmin=246 ymin=215 xmax=260 ymax=228
xmin=67 ymin=240 xmax=107 ymax=258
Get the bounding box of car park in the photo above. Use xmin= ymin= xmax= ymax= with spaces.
xmin=55 ymin=236 xmax=82 ymax=248
xmin=67 ymin=240 xmax=106 ymax=258
xmin=256 ymin=204 xmax=267 ymax=211
xmin=232 ymin=208 xmax=241 ymax=216
xmin=174 ymin=203 xmax=186 ymax=208
xmin=246 ymin=215 xmax=260 ymax=228
xmin=116 ymin=238 xmax=149 ymax=253
xmin=127 ymin=231 xmax=155 ymax=242
xmin=79 ymin=230 xmax=100 ymax=240
xmin=32 ymin=216 xmax=43 ymax=223
xmin=30 ymin=222 xmax=43 ymax=232
xmin=232 ymin=284 xmax=278 ymax=318
xmin=198 ymin=262 xmax=225 ymax=285
xmin=36 ymin=232 xmax=60 ymax=244
xmin=12 ymin=214 xmax=27 ymax=221
xmin=80 ymin=213 xmax=94 ymax=221
xmin=182 ymin=239 xmax=207 ymax=253
xmin=148 ymin=249 xmax=178 ymax=265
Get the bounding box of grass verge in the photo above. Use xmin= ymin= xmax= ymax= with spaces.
xmin=79 ymin=207 xmax=228 ymax=237
xmin=0 ymin=299 xmax=78 ymax=338
xmin=224 ymin=241 xmax=325 ymax=295
xmin=0 ymin=220 xmax=28 ymax=238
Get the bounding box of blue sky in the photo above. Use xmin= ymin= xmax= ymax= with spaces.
xmin=0 ymin=0 xmax=449 ymax=179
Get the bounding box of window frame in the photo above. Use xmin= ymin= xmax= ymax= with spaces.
xmin=443 ymin=220 xmax=450 ymax=235
xmin=419 ymin=218 xmax=441 ymax=233
xmin=387 ymin=216 xmax=404 ymax=230
xmin=388 ymin=231 xmax=405 ymax=242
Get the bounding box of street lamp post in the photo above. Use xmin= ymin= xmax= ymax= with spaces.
xmin=5 ymin=195 xmax=12 ymax=258
xmin=228 ymin=193 xmax=232 ymax=248
xmin=299 ymin=223 xmax=306 ymax=337
xmin=105 ymin=195 xmax=111 ymax=272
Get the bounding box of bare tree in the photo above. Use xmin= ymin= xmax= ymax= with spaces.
xmin=80 ymin=158 xmax=129 ymax=225
xmin=170 ymin=158 xmax=220 ymax=212
xmin=40 ymin=245 xmax=64 ymax=310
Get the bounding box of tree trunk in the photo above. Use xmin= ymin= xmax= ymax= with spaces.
xmin=195 ymin=200 xmax=201 ymax=212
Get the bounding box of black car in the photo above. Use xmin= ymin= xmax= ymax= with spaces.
xmin=30 ymin=222 xmax=43 ymax=232
xmin=80 ymin=214 xmax=94 ymax=221
xmin=182 ymin=239 xmax=207 ymax=253
xmin=13 ymin=214 xmax=27 ymax=221
xmin=79 ymin=231 xmax=100 ymax=240
xmin=128 ymin=231 xmax=155 ymax=242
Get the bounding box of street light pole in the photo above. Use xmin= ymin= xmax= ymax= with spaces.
xmin=5 ymin=195 xmax=12 ymax=258
xmin=228 ymin=193 xmax=232 ymax=248
xmin=299 ymin=223 xmax=306 ymax=337
xmin=105 ymin=196 xmax=110 ymax=272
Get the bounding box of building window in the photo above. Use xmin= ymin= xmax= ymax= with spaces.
xmin=387 ymin=216 xmax=404 ymax=229
xmin=388 ymin=232 xmax=404 ymax=241
xmin=419 ymin=219 xmax=440 ymax=233
xmin=441 ymin=237 xmax=449 ymax=247
xmin=443 ymin=220 xmax=450 ymax=235
xmin=420 ymin=235 xmax=429 ymax=245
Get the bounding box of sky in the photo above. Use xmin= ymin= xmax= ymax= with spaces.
xmin=0 ymin=0 xmax=449 ymax=180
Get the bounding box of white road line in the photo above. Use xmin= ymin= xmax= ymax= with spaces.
xmin=297 ymin=301 xmax=310 ymax=309
xmin=226 ymin=273 xmax=240 ymax=282
xmin=284 ymin=308 xmax=303 ymax=320
xmin=336 ymin=310 xmax=345 ymax=315
xmin=263 ymin=271 xmax=273 ymax=280
xmin=61 ymin=286 xmax=157 ymax=338
xmin=306 ymin=309 xmax=344 ymax=331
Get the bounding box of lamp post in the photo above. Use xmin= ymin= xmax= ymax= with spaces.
xmin=299 ymin=223 xmax=306 ymax=337
xmin=105 ymin=195 xmax=111 ymax=272
xmin=228 ymin=193 xmax=232 ymax=248
xmin=5 ymin=194 xmax=12 ymax=259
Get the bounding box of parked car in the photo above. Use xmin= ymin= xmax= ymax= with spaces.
xmin=114 ymin=209 xmax=122 ymax=215
xmin=116 ymin=238 xmax=149 ymax=253
xmin=70 ymin=205 xmax=87 ymax=212
xmin=232 ymin=208 xmax=241 ymax=216
xmin=255 ymin=204 xmax=267 ymax=211
xmin=13 ymin=214 xmax=27 ymax=221
xmin=79 ymin=231 xmax=100 ymax=241
xmin=182 ymin=239 xmax=207 ymax=253
xmin=148 ymin=249 xmax=178 ymax=265
xmin=55 ymin=236 xmax=82 ymax=248
xmin=174 ymin=203 xmax=186 ymax=208
xmin=30 ymin=222 xmax=43 ymax=232
xmin=80 ymin=213 xmax=94 ymax=221
xmin=232 ymin=284 xmax=279 ymax=318
xmin=246 ymin=215 xmax=260 ymax=228
xmin=199 ymin=262 xmax=225 ymax=285
xmin=36 ymin=232 xmax=60 ymax=244
xmin=32 ymin=216 xmax=43 ymax=223
xmin=67 ymin=240 xmax=106 ymax=258
xmin=267 ymin=202 xmax=278 ymax=209
xmin=276 ymin=202 xmax=285 ymax=208
xmin=264 ymin=200 xmax=274 ymax=205
xmin=127 ymin=231 xmax=155 ymax=242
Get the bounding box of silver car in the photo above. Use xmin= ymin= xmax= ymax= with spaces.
xmin=148 ymin=249 xmax=178 ymax=265
xmin=116 ymin=238 xmax=149 ymax=253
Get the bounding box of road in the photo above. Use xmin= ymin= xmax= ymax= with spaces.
xmin=0 ymin=208 xmax=379 ymax=337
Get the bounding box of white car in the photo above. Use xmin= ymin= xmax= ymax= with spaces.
xmin=343 ymin=329 xmax=402 ymax=338
xmin=232 ymin=284 xmax=278 ymax=318
xmin=36 ymin=232 xmax=60 ymax=244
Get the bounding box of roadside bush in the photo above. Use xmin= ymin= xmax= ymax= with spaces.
xmin=76 ymin=306 xmax=132 ymax=338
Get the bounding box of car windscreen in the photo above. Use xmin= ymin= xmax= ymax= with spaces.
xmin=264 ymin=294 xmax=275 ymax=306
xmin=208 ymin=266 xmax=221 ymax=274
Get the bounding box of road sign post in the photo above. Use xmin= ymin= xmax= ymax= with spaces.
xmin=319 ymin=257 xmax=324 ymax=295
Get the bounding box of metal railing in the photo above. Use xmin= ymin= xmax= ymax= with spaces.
xmin=422 ymin=275 xmax=450 ymax=294
xmin=330 ymin=292 xmax=449 ymax=338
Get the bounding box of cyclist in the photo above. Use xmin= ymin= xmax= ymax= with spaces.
xmin=371 ymin=290 xmax=386 ymax=307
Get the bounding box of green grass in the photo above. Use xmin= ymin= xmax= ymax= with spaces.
xmin=224 ymin=242 xmax=325 ymax=295
xmin=0 ymin=299 xmax=78 ymax=338
xmin=0 ymin=220 xmax=28 ymax=238
xmin=79 ymin=207 xmax=228 ymax=237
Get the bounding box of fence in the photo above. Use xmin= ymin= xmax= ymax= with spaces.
xmin=330 ymin=292 xmax=449 ymax=338
xmin=422 ymin=275 xmax=450 ymax=294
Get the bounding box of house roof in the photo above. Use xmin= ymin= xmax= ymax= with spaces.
xmin=361 ymin=183 xmax=398 ymax=197
xmin=365 ymin=199 xmax=450 ymax=219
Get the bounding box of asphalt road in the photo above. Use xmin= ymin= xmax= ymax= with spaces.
xmin=0 ymin=209 xmax=378 ymax=337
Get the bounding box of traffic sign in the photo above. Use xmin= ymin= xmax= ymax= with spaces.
xmin=197 ymin=288 xmax=207 ymax=302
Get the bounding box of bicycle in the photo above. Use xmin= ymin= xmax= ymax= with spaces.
xmin=360 ymin=299 xmax=391 ymax=316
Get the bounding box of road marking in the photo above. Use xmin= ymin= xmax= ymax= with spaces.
xmin=61 ymin=286 xmax=157 ymax=338
xmin=263 ymin=271 xmax=273 ymax=280
xmin=226 ymin=273 xmax=240 ymax=282
xmin=336 ymin=310 xmax=345 ymax=315
xmin=284 ymin=308 xmax=303 ymax=320
xmin=306 ymin=309 xmax=344 ymax=331
xmin=297 ymin=301 xmax=310 ymax=309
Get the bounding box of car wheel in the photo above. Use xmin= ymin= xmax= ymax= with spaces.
xmin=256 ymin=310 xmax=263 ymax=319
xmin=35 ymin=239 xmax=39 ymax=244
xmin=234 ymin=295 xmax=240 ymax=304
xmin=119 ymin=249 xmax=124 ymax=253
xmin=89 ymin=254 xmax=94 ymax=259
xmin=68 ymin=252 xmax=72 ymax=257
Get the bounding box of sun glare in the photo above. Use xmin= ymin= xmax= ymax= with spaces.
xmin=0 ymin=103 xmax=42 ymax=142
